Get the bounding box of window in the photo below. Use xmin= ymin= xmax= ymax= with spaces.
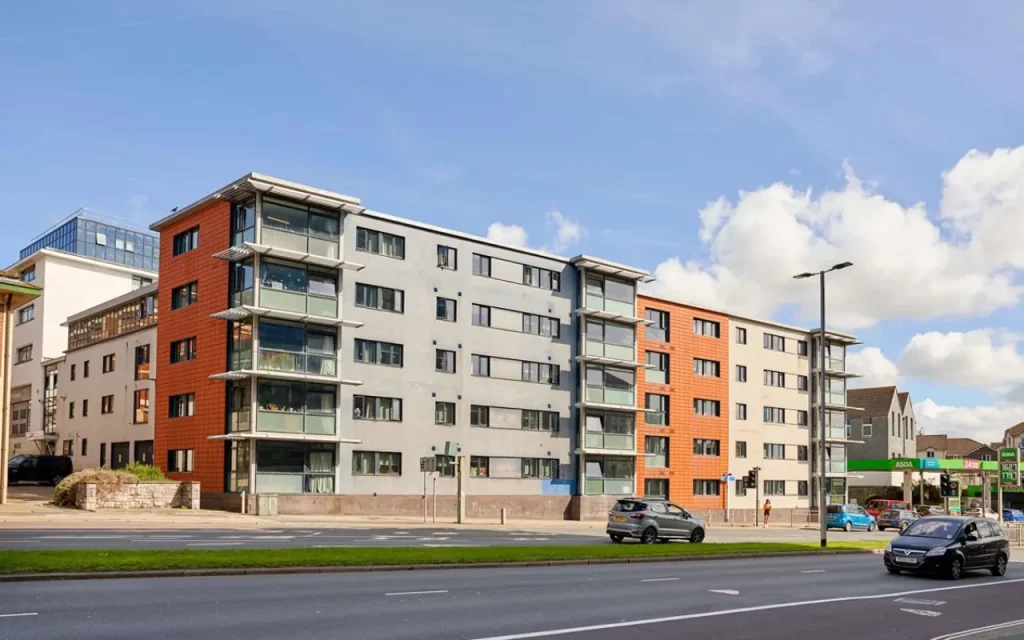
xmin=352 ymin=451 xmax=402 ymax=475
xmin=736 ymin=441 xmax=747 ymax=458
xmin=472 ymin=253 xmax=491 ymax=277
xmin=135 ymin=345 xmax=151 ymax=380
xmin=470 ymin=405 xmax=489 ymax=427
xmin=435 ymin=402 xmax=456 ymax=426
xmin=522 ymin=265 xmax=560 ymax=291
xmin=764 ymin=443 xmax=785 ymax=459
xmin=437 ymin=244 xmax=457 ymax=269
xmin=523 ymin=313 xmax=560 ymax=338
xmin=82 ymin=399 xmax=89 ymax=417
xmin=82 ymin=439 xmax=88 ymax=456
xmin=645 ymin=478 xmax=668 ymax=498
xmin=355 ymin=227 xmax=406 ymax=259
xmin=436 ymin=297 xmax=457 ymax=322
xmin=472 ymin=355 xmax=490 ymax=377
xmin=645 ymin=394 xmax=669 ymax=426
xmin=862 ymin=420 xmax=873 ymax=437
xmin=797 ymin=445 xmax=809 ymax=461
xmin=16 ymin=306 xmax=33 ymax=325
xmin=169 ymin=393 xmax=195 ymax=418
xmin=353 ymin=395 xmax=402 ymax=421
xmin=797 ymin=410 xmax=809 ymax=426
xmin=100 ymin=443 xmax=106 ymax=467
xmin=736 ymin=481 xmax=747 ymax=496
xmin=134 ymin=389 xmax=150 ymax=424
xmin=522 ymin=410 xmax=559 ymax=431
xmin=763 ymin=370 xmax=785 ymax=387
xmin=764 ymin=406 xmax=785 ymax=424
xmin=797 ymin=375 xmax=808 ymax=391
xmin=798 ymin=481 xmax=809 ymax=496
xmin=20 ymin=266 xmax=35 ymax=282
xmin=354 ymin=283 xmax=404 ymax=313
xmin=470 ymin=456 xmax=489 ymax=477
xmin=737 ymin=327 xmax=747 ymax=344
xmin=71 ymin=364 xmax=76 ymax=381
xmin=262 ymin=198 xmax=340 ymax=245
xmin=736 ymin=403 xmax=747 ymax=420
xmin=68 ymin=402 xmax=75 ymax=419
xmin=647 ymin=351 xmax=670 ymax=384
xmin=96 ymin=231 xmax=107 ymax=246
xmin=764 ymin=480 xmax=786 ymax=496
xmin=645 ymin=436 xmax=668 ymax=468
xmin=693 ymin=358 xmax=719 ymax=378
xmin=15 ymin=345 xmax=32 ymax=364
xmin=83 ymin=360 xmax=90 ymax=378
xmin=232 ymin=201 xmax=256 ymax=246
xmin=736 ymin=365 xmax=747 ymax=382
xmin=763 ymin=333 xmax=785 ymax=351
xmin=132 ymin=275 xmax=153 ymax=290
xmin=693 ymin=439 xmax=720 ymax=456
xmin=436 ymin=349 xmax=457 ymax=374
xmin=101 ymin=395 xmax=114 ymax=414
xmin=693 ymin=399 xmax=720 ymax=417
xmin=63 ymin=440 xmax=74 ymax=456
xmin=797 ymin=340 xmax=808 ymax=356
xmin=167 ymin=337 xmax=195 ymax=364
xmin=167 ymin=449 xmax=194 ymax=472
xmin=522 ymin=458 xmax=560 ymax=479
xmin=693 ymin=318 xmax=720 ymax=337
xmin=171 ymin=281 xmax=198 ymax=310
xmin=172 ymin=226 xmax=199 ymax=256
xmin=259 ymin=260 xmax=338 ymax=310
xmin=522 ymin=361 xmax=559 ymax=384
xmin=694 ymin=480 xmax=721 ymax=496
xmin=645 ymin=309 xmax=669 ymax=342
xmin=354 ymin=339 xmax=404 ymax=367
xmin=472 ymin=304 xmax=491 ymax=327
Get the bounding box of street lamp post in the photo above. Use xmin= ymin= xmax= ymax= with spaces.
xmin=794 ymin=261 xmax=853 ymax=549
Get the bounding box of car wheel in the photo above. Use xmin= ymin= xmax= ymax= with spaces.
xmin=641 ymin=527 xmax=658 ymax=544
xmin=948 ymin=557 xmax=963 ymax=580
xmin=878 ymin=527 xmax=886 ymax=532
xmin=887 ymin=567 xmax=901 ymax=575
xmin=609 ymin=534 xmax=624 ymax=543
xmin=50 ymin=474 xmax=64 ymax=487
xmin=690 ymin=528 xmax=705 ymax=544
xmin=991 ymin=554 xmax=1008 ymax=577
xmin=844 ymin=521 xmax=852 ymax=532
xmin=868 ymin=523 xmax=877 ymax=532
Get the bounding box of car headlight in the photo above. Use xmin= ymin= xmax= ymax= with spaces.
xmin=885 ymin=541 xmax=893 ymax=553
xmin=925 ymin=546 xmax=946 ymax=557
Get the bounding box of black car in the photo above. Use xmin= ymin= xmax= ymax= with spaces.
xmin=7 ymin=455 xmax=73 ymax=486
xmin=884 ymin=516 xmax=1010 ymax=580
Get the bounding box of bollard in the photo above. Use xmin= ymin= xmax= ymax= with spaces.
xmin=500 ymin=507 xmax=507 ymax=525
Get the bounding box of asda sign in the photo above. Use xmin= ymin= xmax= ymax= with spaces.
xmin=1000 ymin=448 xmax=1020 ymax=487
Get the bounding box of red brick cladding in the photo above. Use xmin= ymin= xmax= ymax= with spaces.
xmin=636 ymin=295 xmax=729 ymax=510
xmin=154 ymin=201 xmax=230 ymax=490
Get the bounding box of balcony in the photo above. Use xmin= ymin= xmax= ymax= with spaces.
xmin=577 ymin=293 xmax=645 ymax=324
xmin=583 ymin=457 xmax=635 ymax=496
xmin=259 ymin=348 xmax=337 ymax=378
xmin=584 ymin=431 xmax=636 ymax=453
xmin=584 ymin=385 xmax=636 ymax=409
xmin=578 ymin=340 xmax=640 ymax=367
xmin=257 ymin=410 xmax=335 ymax=436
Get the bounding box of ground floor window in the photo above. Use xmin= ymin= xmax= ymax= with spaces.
xmin=645 ymin=478 xmax=668 ymax=498
xmin=693 ymin=479 xmax=720 ymax=496
xmin=255 ymin=441 xmax=334 ymax=493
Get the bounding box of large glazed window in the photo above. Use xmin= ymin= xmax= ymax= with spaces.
xmin=260 ymin=197 xmax=340 ymax=259
xmin=255 ymin=442 xmax=335 ymax=494
xmin=257 ymin=321 xmax=337 ymax=377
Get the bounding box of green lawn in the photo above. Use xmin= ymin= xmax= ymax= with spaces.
xmin=0 ymin=541 xmax=884 ymax=575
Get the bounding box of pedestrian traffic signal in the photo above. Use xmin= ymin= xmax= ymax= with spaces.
xmin=948 ymin=480 xmax=959 ymax=497
xmin=939 ymin=473 xmax=951 ymax=497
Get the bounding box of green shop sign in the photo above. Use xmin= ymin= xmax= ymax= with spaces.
xmin=999 ymin=448 xmax=1020 ymax=487
xmin=846 ymin=458 xmax=1000 ymax=472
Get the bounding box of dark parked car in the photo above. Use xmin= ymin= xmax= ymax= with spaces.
xmin=6 ymin=455 xmax=73 ymax=486
xmin=884 ymin=516 xmax=1010 ymax=579
xmin=878 ymin=509 xmax=919 ymax=532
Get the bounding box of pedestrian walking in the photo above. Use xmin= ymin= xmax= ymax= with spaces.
xmin=763 ymin=499 xmax=772 ymax=527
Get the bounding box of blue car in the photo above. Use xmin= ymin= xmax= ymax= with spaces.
xmin=1002 ymin=509 xmax=1024 ymax=522
xmin=826 ymin=504 xmax=877 ymax=531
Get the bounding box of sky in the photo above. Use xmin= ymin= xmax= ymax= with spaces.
xmin=2 ymin=1 xmax=1024 ymax=443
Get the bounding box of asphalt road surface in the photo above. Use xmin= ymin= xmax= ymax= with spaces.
xmin=0 ymin=555 xmax=1018 ymax=640
xmin=0 ymin=526 xmax=897 ymax=550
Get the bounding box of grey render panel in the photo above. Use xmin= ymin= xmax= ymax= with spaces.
xmin=339 ymin=214 xmax=578 ymax=495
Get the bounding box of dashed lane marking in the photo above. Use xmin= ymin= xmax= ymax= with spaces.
xmin=385 ymin=590 xmax=448 ymax=597
xmin=640 ymin=578 xmax=680 ymax=583
xmin=901 ymin=609 xmax=942 ymax=617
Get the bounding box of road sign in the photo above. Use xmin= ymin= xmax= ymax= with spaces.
xmin=420 ymin=457 xmax=437 ymax=473
xmin=720 ymin=474 xmax=735 ymax=483
xmin=1000 ymin=448 xmax=1020 ymax=487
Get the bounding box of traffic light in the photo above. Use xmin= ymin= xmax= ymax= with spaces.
xmin=747 ymin=468 xmax=758 ymax=489
xmin=939 ymin=473 xmax=951 ymax=497
xmin=948 ymin=480 xmax=960 ymax=497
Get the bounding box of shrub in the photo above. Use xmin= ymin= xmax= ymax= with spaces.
xmin=52 ymin=469 xmax=137 ymax=507
xmin=122 ymin=463 xmax=166 ymax=482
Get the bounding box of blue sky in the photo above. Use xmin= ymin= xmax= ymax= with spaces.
xmin=3 ymin=1 xmax=1024 ymax=441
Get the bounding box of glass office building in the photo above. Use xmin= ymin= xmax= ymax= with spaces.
xmin=20 ymin=214 xmax=159 ymax=272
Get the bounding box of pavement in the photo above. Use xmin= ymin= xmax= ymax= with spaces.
xmin=0 ymin=555 xmax=1019 ymax=639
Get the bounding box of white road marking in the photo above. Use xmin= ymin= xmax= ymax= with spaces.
xmin=469 ymin=578 xmax=1024 ymax=640
xmin=432 ymin=532 xmax=456 ymax=536
xmin=422 ymin=543 xmax=478 ymax=548
xmin=895 ymin=598 xmax=946 ymax=606
xmin=38 ymin=535 xmax=126 ymax=540
xmin=512 ymin=537 xmax=549 ymax=541
xmin=931 ymin=619 xmax=1024 ymax=640
xmin=901 ymin=609 xmax=942 ymax=617
xmin=385 ymin=590 xmax=448 ymax=597
xmin=222 ymin=535 xmax=295 ymax=540
xmin=708 ymin=589 xmax=740 ymax=595
xmin=394 ymin=531 xmax=410 ymax=535
xmin=640 ymin=578 xmax=679 ymax=583
xmin=800 ymin=570 xmax=826 ymax=574
xmin=0 ymin=613 xmax=37 ymax=619
xmin=186 ymin=542 xmax=242 ymax=547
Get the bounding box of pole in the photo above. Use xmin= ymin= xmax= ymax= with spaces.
xmin=981 ymin=473 xmax=987 ymax=515
xmin=998 ymin=482 xmax=1004 ymax=523
xmin=423 ymin=470 xmax=428 ymax=524
xmin=755 ymin=469 xmax=760 ymax=528
xmin=432 ymin=475 xmax=437 ymax=524
xmin=919 ymin=470 xmax=925 ymax=507
xmin=456 ymin=455 xmax=466 ymax=524
xmin=817 ymin=272 xmax=829 ymax=548
xmin=725 ymin=476 xmax=731 ymax=524
xmin=0 ymin=294 xmax=14 ymax=505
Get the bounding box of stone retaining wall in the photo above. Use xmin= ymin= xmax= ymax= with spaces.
xmin=76 ymin=481 xmax=200 ymax=511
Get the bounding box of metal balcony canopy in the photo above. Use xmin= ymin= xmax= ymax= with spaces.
xmin=570 ymin=255 xmax=654 ymax=283
xmin=208 ymin=432 xmax=362 ymax=445
xmin=209 ymin=306 xmax=364 ymax=329
xmin=812 ymin=329 xmax=862 ymax=346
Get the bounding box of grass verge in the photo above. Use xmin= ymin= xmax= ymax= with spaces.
xmin=0 ymin=541 xmax=884 ymax=575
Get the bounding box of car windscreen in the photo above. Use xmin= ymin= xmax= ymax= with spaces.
xmin=903 ymin=520 xmax=961 ymax=539
xmin=826 ymin=505 xmax=843 ymax=514
xmin=612 ymin=501 xmax=645 ymax=513
xmin=6 ymin=455 xmax=28 ymax=465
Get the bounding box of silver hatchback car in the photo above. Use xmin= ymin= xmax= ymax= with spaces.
xmin=606 ymin=498 xmax=706 ymax=544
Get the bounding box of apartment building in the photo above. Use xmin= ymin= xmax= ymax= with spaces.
xmin=846 ymin=386 xmax=917 ymax=488
xmin=149 ymin=173 xmax=650 ymax=517
xmin=0 ymin=272 xmax=42 ymax=484
xmin=917 ymin=435 xmax=997 ymax=461
xmin=6 ymin=226 xmax=157 ymax=455
xmin=635 ymin=295 xmax=729 ymax=511
xmin=1002 ymin=423 xmax=1024 ymax=450
xmin=57 ymin=285 xmax=157 ymax=470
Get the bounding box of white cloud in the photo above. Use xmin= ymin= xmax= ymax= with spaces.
xmin=847 ymin=347 xmax=899 ymax=389
xmin=485 ymin=222 xmax=529 ymax=248
xmin=915 ymin=398 xmax=1024 ymax=444
xmin=899 ymin=330 xmax=1024 ymax=390
xmin=545 ymin=210 xmax=583 ymax=253
xmin=646 ymin=146 xmax=1024 ymax=329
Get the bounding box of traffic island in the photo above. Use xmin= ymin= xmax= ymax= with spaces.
xmin=0 ymin=541 xmax=884 ymax=581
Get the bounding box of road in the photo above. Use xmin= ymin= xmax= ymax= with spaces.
xmin=0 ymin=555 xmax=1019 ymax=639
xmin=0 ymin=525 xmax=896 ymax=550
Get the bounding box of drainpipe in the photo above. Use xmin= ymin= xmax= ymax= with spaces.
xmin=1 ymin=293 xmax=14 ymax=504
